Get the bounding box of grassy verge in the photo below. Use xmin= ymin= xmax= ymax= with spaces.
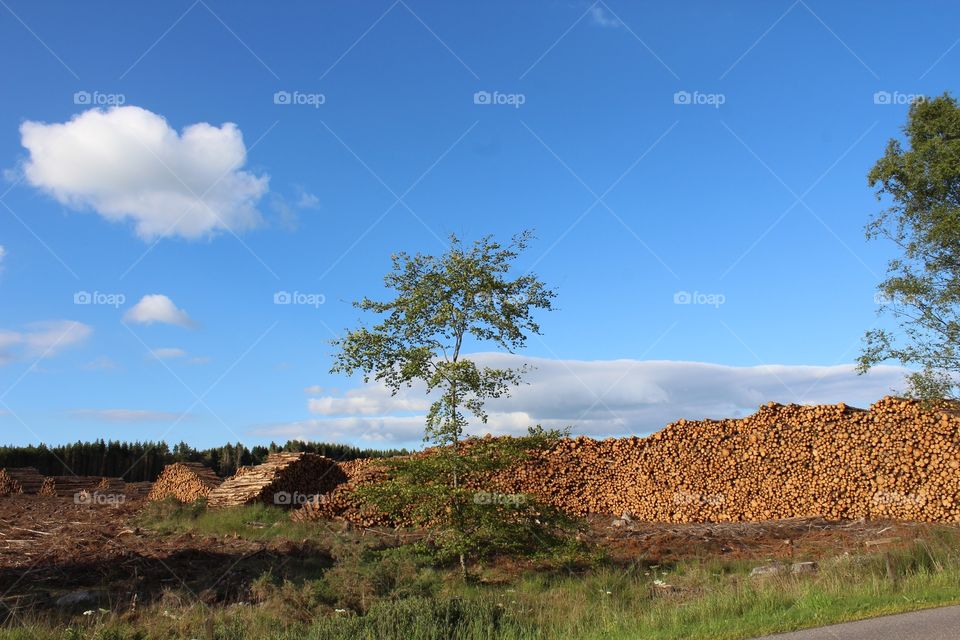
xmin=5 ymin=509 xmax=960 ymax=639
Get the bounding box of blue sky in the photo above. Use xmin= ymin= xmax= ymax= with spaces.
xmin=0 ymin=0 xmax=951 ymax=449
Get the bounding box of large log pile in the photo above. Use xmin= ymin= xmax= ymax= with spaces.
xmin=207 ymin=453 xmax=346 ymax=509
xmin=292 ymin=396 xmax=960 ymax=525
xmin=1 ymin=467 xmax=44 ymax=494
xmin=147 ymin=463 xmax=221 ymax=503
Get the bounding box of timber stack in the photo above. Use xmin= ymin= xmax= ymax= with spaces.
xmin=291 ymin=396 xmax=960 ymax=525
xmin=147 ymin=462 xmax=222 ymax=503
xmin=1 ymin=467 xmax=44 ymax=494
xmin=207 ymin=453 xmax=346 ymax=508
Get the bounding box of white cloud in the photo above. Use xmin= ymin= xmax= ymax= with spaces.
xmin=304 ymin=385 xmax=324 ymax=395
xmin=0 ymin=320 xmax=92 ymax=364
xmin=255 ymin=354 xmax=908 ymax=447
xmin=589 ymin=5 xmax=622 ymax=28
xmin=147 ymin=347 xmax=209 ymax=364
xmin=68 ymin=408 xmax=187 ymax=423
xmin=308 ymin=388 xmax=429 ymax=416
xmin=0 ymin=245 xmax=6 ymax=270
xmin=269 ymin=187 xmax=320 ymax=232
xmin=20 ymin=106 xmax=269 ymax=240
xmin=297 ymin=190 xmax=320 ymax=209
xmin=124 ymin=294 xmax=195 ymax=328
xmin=150 ymin=347 xmax=187 ymax=360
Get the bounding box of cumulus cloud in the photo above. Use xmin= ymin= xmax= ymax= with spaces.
xmin=124 ymin=294 xmax=195 ymax=328
xmin=0 ymin=320 xmax=92 ymax=364
xmin=254 ymin=354 xmax=908 ymax=447
xmin=68 ymin=409 xmax=187 ymax=423
xmin=20 ymin=106 xmax=269 ymax=240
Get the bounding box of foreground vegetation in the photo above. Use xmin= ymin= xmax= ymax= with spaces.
xmin=6 ymin=504 xmax=960 ymax=640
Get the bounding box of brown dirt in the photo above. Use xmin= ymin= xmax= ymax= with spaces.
xmin=589 ymin=515 xmax=950 ymax=565
xmin=0 ymin=495 xmax=331 ymax=617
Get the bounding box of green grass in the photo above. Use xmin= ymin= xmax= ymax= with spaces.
xmin=135 ymin=499 xmax=334 ymax=542
xmin=6 ymin=511 xmax=960 ymax=640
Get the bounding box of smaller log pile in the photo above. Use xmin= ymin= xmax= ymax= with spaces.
xmin=147 ymin=463 xmax=221 ymax=503
xmin=37 ymin=478 xmax=56 ymax=497
xmin=0 ymin=469 xmax=22 ymax=496
xmin=207 ymin=453 xmax=347 ymax=509
xmin=2 ymin=467 xmax=44 ymax=494
xmin=44 ymin=476 xmax=126 ymax=497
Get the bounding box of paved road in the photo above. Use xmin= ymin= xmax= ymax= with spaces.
xmin=754 ymin=605 xmax=960 ymax=639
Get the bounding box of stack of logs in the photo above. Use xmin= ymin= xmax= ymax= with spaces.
xmin=39 ymin=476 xmax=127 ymax=497
xmin=37 ymin=477 xmax=56 ymax=497
xmin=290 ymin=458 xmax=391 ymax=525
xmin=206 ymin=453 xmax=346 ymax=509
xmin=291 ymin=396 xmax=960 ymax=525
xmin=0 ymin=469 xmax=21 ymax=496
xmin=0 ymin=467 xmax=45 ymax=494
xmin=147 ymin=463 xmax=222 ymax=503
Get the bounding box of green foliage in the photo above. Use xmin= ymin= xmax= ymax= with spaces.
xmin=332 ymin=231 xmax=564 ymax=574
xmin=859 ymin=93 xmax=960 ymax=399
xmin=358 ymin=427 xmax=578 ymax=566
xmin=332 ymin=230 xmax=555 ymax=444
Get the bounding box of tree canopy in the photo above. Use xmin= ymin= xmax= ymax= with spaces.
xmin=859 ymin=93 xmax=960 ymax=398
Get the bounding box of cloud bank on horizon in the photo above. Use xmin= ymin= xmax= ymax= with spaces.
xmin=254 ymin=354 xmax=907 ymax=447
xmin=19 ymin=106 xmax=268 ymax=240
